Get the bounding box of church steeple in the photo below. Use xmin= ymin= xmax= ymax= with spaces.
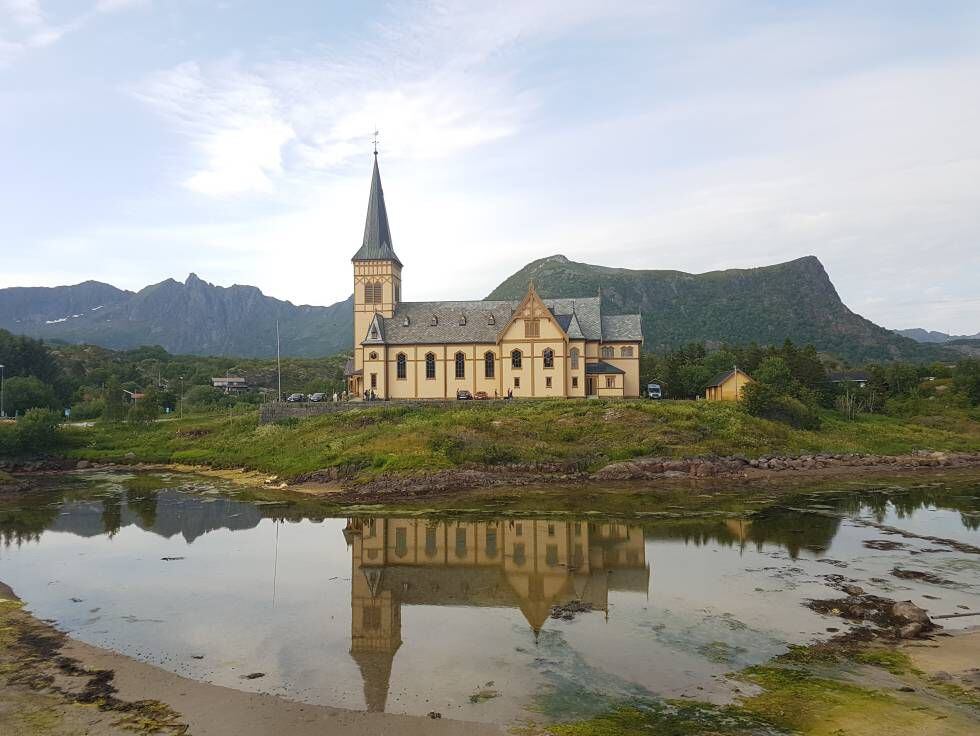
xmin=352 ymin=155 xmax=401 ymax=266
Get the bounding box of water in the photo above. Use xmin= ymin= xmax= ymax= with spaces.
xmin=1 ymin=472 xmax=979 ymax=725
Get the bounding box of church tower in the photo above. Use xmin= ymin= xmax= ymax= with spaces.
xmin=351 ymin=152 xmax=402 ymax=395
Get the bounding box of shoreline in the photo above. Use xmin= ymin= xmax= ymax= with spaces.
xmin=5 ymin=450 xmax=980 ymax=505
xmin=0 ymin=581 xmax=502 ymax=736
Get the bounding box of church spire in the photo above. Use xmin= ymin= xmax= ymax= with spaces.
xmin=352 ymin=153 xmax=402 ymax=266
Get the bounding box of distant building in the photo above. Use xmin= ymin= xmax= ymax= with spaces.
xmin=212 ymin=376 xmax=248 ymax=393
xmin=704 ymin=368 xmax=754 ymax=401
xmin=343 ymin=153 xmax=643 ymax=399
xmin=827 ymin=371 xmax=869 ymax=388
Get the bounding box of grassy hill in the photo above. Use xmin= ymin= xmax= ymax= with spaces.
xmin=488 ymin=255 xmax=952 ymax=364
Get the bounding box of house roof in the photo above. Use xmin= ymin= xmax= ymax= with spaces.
xmin=585 ymin=360 xmax=625 ymax=375
xmin=705 ymin=368 xmax=751 ymax=388
xmin=351 ymin=156 xmax=402 ymax=266
xmin=361 ymin=295 xmax=643 ymax=346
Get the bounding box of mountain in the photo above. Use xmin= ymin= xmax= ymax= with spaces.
xmin=487 ymin=255 xmax=952 ymax=363
xmin=0 ymin=275 xmax=353 ymax=358
xmin=895 ymin=328 xmax=980 ymax=344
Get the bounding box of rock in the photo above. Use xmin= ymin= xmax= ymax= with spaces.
xmin=124 ymin=452 xmax=136 ymax=460
xmin=843 ymin=584 xmax=866 ymax=596
xmin=76 ymin=460 xmax=91 ymax=470
xmin=890 ymin=600 xmax=932 ymax=626
xmin=898 ymin=622 xmax=924 ymax=639
xmin=427 ymin=712 xmax=442 ymax=719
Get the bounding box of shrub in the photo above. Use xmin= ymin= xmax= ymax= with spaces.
xmin=70 ymin=399 xmax=105 ymax=421
xmin=742 ymin=382 xmax=821 ymax=429
xmin=15 ymin=408 xmax=63 ymax=452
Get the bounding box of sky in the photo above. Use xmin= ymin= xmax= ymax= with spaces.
xmin=2 ymin=1 xmax=979 ymax=333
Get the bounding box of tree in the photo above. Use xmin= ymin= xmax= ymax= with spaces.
xmin=753 ymin=357 xmax=793 ymax=393
xmin=102 ymin=375 xmax=127 ymax=423
xmin=953 ymin=359 xmax=980 ymax=405
xmin=2 ymin=376 xmax=57 ymax=415
xmin=128 ymin=387 xmax=160 ymax=424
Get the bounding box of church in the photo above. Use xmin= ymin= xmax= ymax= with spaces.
xmin=344 ymin=153 xmax=643 ymax=399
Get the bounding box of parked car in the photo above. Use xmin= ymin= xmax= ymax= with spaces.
xmin=456 ymin=389 xmax=473 ymax=400
xmin=646 ymin=383 xmax=663 ymax=399
xmin=309 ymin=392 xmax=326 ymax=402
xmin=474 ymin=391 xmax=489 ymax=400
xmin=286 ymin=393 xmax=305 ymax=402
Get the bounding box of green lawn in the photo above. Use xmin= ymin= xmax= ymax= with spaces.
xmin=62 ymin=399 xmax=980 ymax=483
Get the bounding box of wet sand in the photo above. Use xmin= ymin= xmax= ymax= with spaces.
xmin=0 ymin=582 xmax=502 ymax=736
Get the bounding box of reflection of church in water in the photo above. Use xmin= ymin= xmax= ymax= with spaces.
xmin=342 ymin=517 xmax=649 ymax=711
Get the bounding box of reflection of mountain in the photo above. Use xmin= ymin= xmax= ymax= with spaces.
xmin=343 ymin=517 xmax=649 ymax=712
xmin=45 ymin=490 xmax=263 ymax=543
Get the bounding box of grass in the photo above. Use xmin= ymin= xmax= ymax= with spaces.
xmin=61 ymin=399 xmax=980 ymax=483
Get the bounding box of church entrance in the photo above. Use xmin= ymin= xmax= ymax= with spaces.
xmin=587 ymin=377 xmax=597 ymax=396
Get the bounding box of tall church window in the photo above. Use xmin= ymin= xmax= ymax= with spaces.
xmin=396 ymin=353 xmax=407 ymax=379
xmin=395 ymin=283 xmax=400 ymax=302
xmin=425 ymin=352 xmax=436 ymax=379
xmin=511 ymin=349 xmax=522 ymax=369
xmin=484 ymin=351 xmax=495 ymax=378
xmin=364 ymin=281 xmax=382 ymax=304
xmin=620 ymin=346 xmax=634 ymax=357
xmin=570 ymin=347 xmax=580 ymax=369
xmin=601 ymin=346 xmax=614 ymax=358
xmin=524 ymin=319 xmax=540 ymax=338
xmin=543 ymin=348 xmax=554 ymax=368
xmin=455 ymin=351 xmax=465 ymax=379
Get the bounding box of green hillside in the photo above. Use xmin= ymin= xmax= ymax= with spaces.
xmin=488 ymin=255 xmax=951 ymax=364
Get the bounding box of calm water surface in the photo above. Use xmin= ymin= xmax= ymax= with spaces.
xmin=1 ymin=472 xmax=978 ymax=724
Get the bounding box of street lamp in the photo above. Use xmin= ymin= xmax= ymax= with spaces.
xmin=178 ymin=375 xmax=184 ymax=419
xmin=0 ymin=364 xmax=5 ymax=418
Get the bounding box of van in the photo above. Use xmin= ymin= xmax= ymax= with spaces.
xmin=646 ymin=383 xmax=662 ymax=399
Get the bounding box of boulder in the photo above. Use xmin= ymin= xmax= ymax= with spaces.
xmin=890 ymin=600 xmax=932 ymax=627
xmin=76 ymin=460 xmax=91 ymax=470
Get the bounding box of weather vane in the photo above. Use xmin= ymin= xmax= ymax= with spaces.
xmin=372 ymin=127 xmax=379 ymax=156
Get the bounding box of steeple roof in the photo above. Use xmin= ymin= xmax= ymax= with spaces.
xmin=352 ymin=155 xmax=402 ymax=266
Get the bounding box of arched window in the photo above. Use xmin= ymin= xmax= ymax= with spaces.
xmin=570 ymin=347 xmax=580 ymax=369
xmin=455 ymin=351 xmax=465 ymax=379
xmin=484 ymin=351 xmax=495 ymax=378
xmin=425 ymin=352 xmax=436 ymax=379
xmin=620 ymin=346 xmax=634 ymax=358
xmin=601 ymin=346 xmax=614 ymax=358
xmin=543 ymin=348 xmax=554 ymax=368
xmin=396 ymin=353 xmax=407 ymax=379
xmin=511 ymin=349 xmax=522 ymax=369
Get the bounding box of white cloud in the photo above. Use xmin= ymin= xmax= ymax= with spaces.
xmin=0 ymin=0 xmax=146 ymax=65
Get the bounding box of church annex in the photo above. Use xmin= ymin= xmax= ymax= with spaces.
xmin=344 ymin=154 xmax=643 ymax=399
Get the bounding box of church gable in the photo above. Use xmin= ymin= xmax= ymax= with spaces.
xmin=497 ymin=284 xmax=567 ymax=342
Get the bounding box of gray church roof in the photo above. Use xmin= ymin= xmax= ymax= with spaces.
xmin=601 ymin=314 xmax=643 ymax=342
xmin=362 ymin=295 xmax=643 ymax=345
xmin=352 ymin=156 xmax=402 ymax=266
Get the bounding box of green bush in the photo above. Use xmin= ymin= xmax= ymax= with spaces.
xmin=14 ymin=408 xmax=63 ymax=452
xmin=70 ymin=399 xmax=105 ymax=421
xmin=0 ymin=423 xmax=17 ymax=457
xmin=742 ymin=382 xmax=821 ymax=429
xmin=953 ymin=359 xmax=980 ymax=405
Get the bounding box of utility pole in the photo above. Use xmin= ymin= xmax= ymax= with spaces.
xmin=178 ymin=375 xmax=184 ymax=419
xmin=276 ymin=320 xmax=282 ymax=402
xmin=0 ymin=364 xmax=5 ymax=418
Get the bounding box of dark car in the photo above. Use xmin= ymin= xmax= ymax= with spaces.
xmin=309 ymin=392 xmax=326 ymax=402
xmin=285 ymin=393 xmax=305 ymax=402
xmin=456 ymin=389 xmax=473 ymax=400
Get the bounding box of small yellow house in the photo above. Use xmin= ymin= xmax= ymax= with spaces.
xmin=704 ymin=368 xmax=753 ymax=401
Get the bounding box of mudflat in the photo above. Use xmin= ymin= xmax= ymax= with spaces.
xmin=0 ymin=582 xmax=502 ymax=736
